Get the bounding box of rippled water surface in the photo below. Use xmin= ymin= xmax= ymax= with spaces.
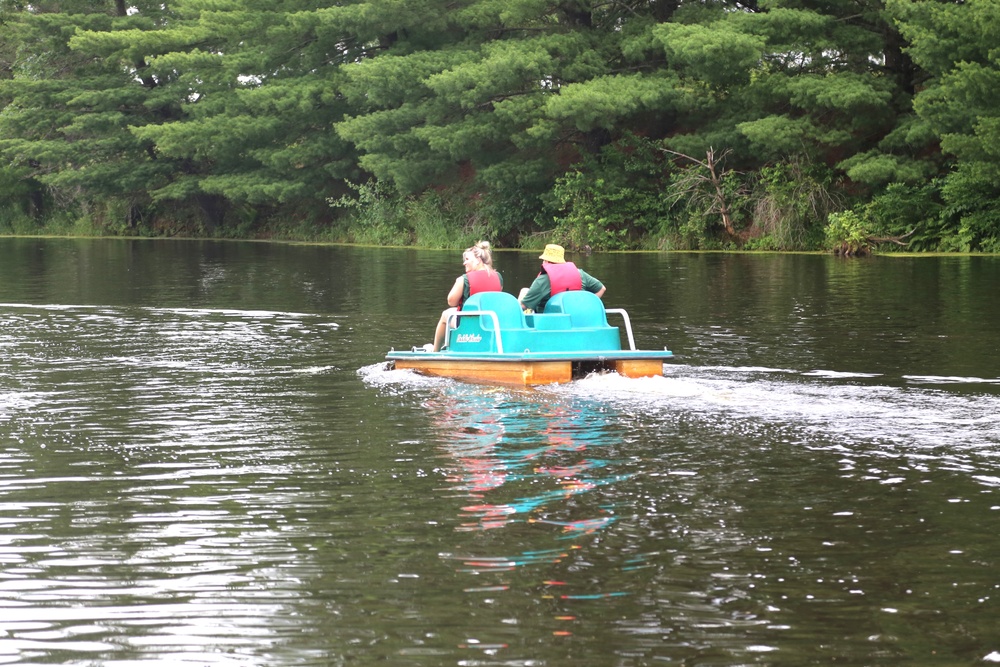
xmin=1 ymin=239 xmax=999 ymax=665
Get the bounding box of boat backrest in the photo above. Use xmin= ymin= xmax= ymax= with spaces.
xmin=542 ymin=291 xmax=609 ymax=328
xmin=461 ymin=292 xmax=526 ymax=330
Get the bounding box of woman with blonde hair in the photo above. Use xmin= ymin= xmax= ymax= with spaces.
xmin=430 ymin=241 xmax=502 ymax=352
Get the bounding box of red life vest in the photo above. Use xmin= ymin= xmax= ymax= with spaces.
xmin=462 ymin=269 xmax=502 ymax=308
xmin=541 ymin=262 xmax=582 ymax=295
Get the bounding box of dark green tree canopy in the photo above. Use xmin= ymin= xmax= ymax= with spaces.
xmin=0 ymin=0 xmax=996 ymax=250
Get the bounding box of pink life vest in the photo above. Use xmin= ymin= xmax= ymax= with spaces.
xmin=541 ymin=262 xmax=582 ymax=295
xmin=462 ymin=269 xmax=502 ymax=308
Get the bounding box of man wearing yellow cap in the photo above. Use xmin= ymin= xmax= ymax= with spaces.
xmin=517 ymin=244 xmax=606 ymax=313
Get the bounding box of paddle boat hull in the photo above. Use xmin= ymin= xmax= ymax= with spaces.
xmin=386 ymin=291 xmax=672 ymax=386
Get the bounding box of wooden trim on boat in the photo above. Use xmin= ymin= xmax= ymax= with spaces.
xmin=613 ymin=358 xmax=665 ymax=379
xmin=393 ymin=358 xmax=573 ymax=385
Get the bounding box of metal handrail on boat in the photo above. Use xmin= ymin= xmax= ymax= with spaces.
xmin=604 ymin=308 xmax=637 ymax=350
xmin=446 ymin=309 xmax=505 ymax=354
xmin=446 ymin=306 xmax=639 ymax=354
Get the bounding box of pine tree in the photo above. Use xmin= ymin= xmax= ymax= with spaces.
xmin=888 ymin=0 xmax=1000 ymax=251
xmin=0 ymin=1 xmax=177 ymax=228
xmin=76 ymin=0 xmax=365 ymax=230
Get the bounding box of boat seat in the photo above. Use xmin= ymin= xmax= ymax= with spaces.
xmin=525 ymin=313 xmax=572 ymax=330
xmin=542 ymin=291 xmax=609 ymax=328
xmin=460 ymin=292 xmax=526 ymax=331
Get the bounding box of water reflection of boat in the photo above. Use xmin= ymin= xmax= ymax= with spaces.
xmin=426 ymin=387 xmax=625 ymax=539
xmin=386 ymin=291 xmax=674 ymax=386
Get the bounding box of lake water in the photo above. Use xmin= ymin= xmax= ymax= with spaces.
xmin=1 ymin=238 xmax=999 ymax=666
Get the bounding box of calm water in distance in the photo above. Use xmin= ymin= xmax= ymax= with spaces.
xmin=1 ymin=238 xmax=999 ymax=666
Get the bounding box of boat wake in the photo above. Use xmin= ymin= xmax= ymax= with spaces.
xmin=358 ymin=362 xmax=454 ymax=391
xmin=360 ymin=361 xmax=1000 ymax=477
xmin=557 ymin=364 xmax=1000 ymax=458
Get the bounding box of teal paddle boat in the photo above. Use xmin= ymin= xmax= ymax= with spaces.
xmin=386 ymin=291 xmax=673 ymax=385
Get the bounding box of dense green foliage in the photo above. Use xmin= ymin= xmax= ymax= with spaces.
xmin=1 ymin=0 xmax=998 ymax=250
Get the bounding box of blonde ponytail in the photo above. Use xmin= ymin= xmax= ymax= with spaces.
xmin=466 ymin=241 xmax=494 ymax=269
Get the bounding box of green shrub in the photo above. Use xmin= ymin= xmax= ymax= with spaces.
xmin=0 ymin=206 xmax=40 ymax=234
xmin=939 ymin=165 xmax=1000 ymax=252
xmin=408 ymin=191 xmax=460 ymax=248
xmin=549 ymin=135 xmax=673 ymax=251
xmin=824 ymin=210 xmax=870 ymax=255
xmin=859 ymin=181 xmax=942 ymax=251
xmin=329 ymin=180 xmax=412 ymax=246
xmin=751 ymin=160 xmax=840 ymax=250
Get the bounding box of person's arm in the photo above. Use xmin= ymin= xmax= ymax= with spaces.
xmin=580 ymin=270 xmax=605 ymax=298
xmin=446 ymin=276 xmax=465 ymax=307
xmin=518 ymin=276 xmax=547 ymax=312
